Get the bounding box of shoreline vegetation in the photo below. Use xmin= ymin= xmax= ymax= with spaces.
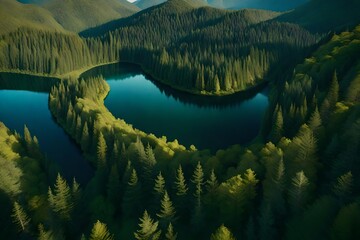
xmin=0 ymin=60 xmax=269 ymax=97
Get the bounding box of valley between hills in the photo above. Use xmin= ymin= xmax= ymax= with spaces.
xmin=0 ymin=0 xmax=359 ymax=239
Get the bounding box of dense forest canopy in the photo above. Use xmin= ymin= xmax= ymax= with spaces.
xmin=0 ymin=0 xmax=359 ymax=239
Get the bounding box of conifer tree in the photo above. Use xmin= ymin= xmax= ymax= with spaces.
xmin=48 ymin=173 xmax=74 ymax=219
xmin=157 ymin=191 xmax=176 ymax=225
xmin=333 ymin=171 xmax=353 ymax=202
xmin=81 ymin=121 xmax=90 ymax=151
xmin=89 ymin=220 xmax=114 ymax=240
xmin=11 ymin=201 xmax=30 ymax=232
xmin=97 ymin=132 xmax=107 ymax=169
xmin=210 ymin=225 xmax=236 ymax=240
xmin=289 ymin=171 xmax=310 ymax=212
xmin=134 ymin=210 xmax=161 ymax=240
xmin=206 ymin=169 xmax=219 ymax=192
xmin=165 ymin=223 xmax=177 ymax=240
xmin=154 ymin=172 xmax=166 ymax=196
xmin=38 ymin=224 xmax=55 ymax=240
xmin=192 ymin=161 xmax=205 ymax=205
xmin=174 ymin=165 xmax=188 ymax=196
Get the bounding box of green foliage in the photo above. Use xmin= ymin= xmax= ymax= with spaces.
xmin=135 ymin=210 xmax=161 ymax=240
xmin=38 ymin=224 xmax=56 ymax=240
xmin=97 ymin=132 xmax=107 ymax=169
xmin=210 ymin=225 xmax=236 ymax=240
xmin=333 ymin=171 xmax=353 ymax=202
xmin=154 ymin=171 xmax=166 ymax=195
xmin=11 ymin=201 xmax=30 ymax=232
xmin=331 ymin=203 xmax=360 ymax=240
xmin=48 ymin=174 xmax=75 ymax=220
xmin=165 ymin=223 xmax=177 ymax=240
xmin=89 ymin=220 xmax=114 ymax=240
xmin=157 ymin=191 xmax=176 ymax=225
xmin=191 ymin=161 xmax=205 ymax=203
xmin=289 ymin=171 xmax=310 ymax=212
xmin=174 ymin=165 xmax=188 ymax=196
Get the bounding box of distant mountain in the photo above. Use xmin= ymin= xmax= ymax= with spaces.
xmin=135 ymin=0 xmax=166 ymax=9
xmin=135 ymin=0 xmax=206 ymax=9
xmin=0 ymin=0 xmax=65 ymax=35
xmin=208 ymin=0 xmax=309 ymax=11
xmin=134 ymin=0 xmax=309 ymax=11
xmin=42 ymin=0 xmax=140 ymax=32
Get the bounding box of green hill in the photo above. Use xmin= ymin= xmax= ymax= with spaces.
xmin=80 ymin=0 xmax=317 ymax=95
xmin=0 ymin=0 xmax=65 ymax=35
xmin=134 ymin=0 xmax=309 ymax=11
xmin=278 ymin=0 xmax=360 ymax=32
xmin=43 ymin=0 xmax=140 ymax=32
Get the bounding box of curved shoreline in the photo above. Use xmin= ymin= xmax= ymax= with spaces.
xmin=1 ymin=60 xmax=268 ymax=97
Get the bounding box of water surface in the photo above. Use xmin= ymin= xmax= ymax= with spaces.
xmin=83 ymin=63 xmax=269 ymax=151
xmin=0 ymin=73 xmax=93 ymax=185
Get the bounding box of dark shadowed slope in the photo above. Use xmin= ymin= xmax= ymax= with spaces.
xmin=0 ymin=0 xmax=65 ymax=35
xmin=278 ymin=0 xmax=360 ymax=32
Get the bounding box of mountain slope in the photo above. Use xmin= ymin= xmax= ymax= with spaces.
xmin=278 ymin=0 xmax=360 ymax=32
xmin=134 ymin=0 xmax=309 ymax=11
xmin=43 ymin=0 xmax=140 ymax=32
xmin=136 ymin=0 xmax=207 ymax=9
xmin=0 ymin=0 xmax=65 ymax=35
xmin=210 ymin=0 xmax=309 ymax=11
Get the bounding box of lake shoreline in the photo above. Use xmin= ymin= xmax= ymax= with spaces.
xmin=1 ymin=60 xmax=268 ymax=97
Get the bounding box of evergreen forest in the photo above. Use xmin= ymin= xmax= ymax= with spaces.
xmin=0 ymin=0 xmax=359 ymax=239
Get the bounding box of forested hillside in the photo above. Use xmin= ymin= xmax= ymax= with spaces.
xmin=0 ymin=0 xmax=65 ymax=35
xmin=43 ymin=0 xmax=140 ymax=32
xmin=1 ymin=24 xmax=359 ymax=239
xmin=0 ymin=29 xmax=119 ymax=76
xmin=81 ymin=0 xmax=318 ymax=95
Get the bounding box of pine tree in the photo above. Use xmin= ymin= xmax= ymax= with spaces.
xmin=122 ymin=169 xmax=142 ymax=217
xmin=271 ymin=108 xmax=283 ymax=143
xmin=145 ymin=143 xmax=157 ymax=166
xmin=210 ymin=225 xmax=236 ymax=240
xmin=157 ymin=191 xmax=176 ymax=225
xmin=333 ymin=171 xmax=353 ymax=202
xmin=308 ymin=106 xmax=322 ymax=133
xmin=81 ymin=121 xmax=90 ymax=151
xmin=165 ymin=223 xmax=177 ymax=240
xmin=134 ymin=210 xmax=161 ymax=240
xmin=48 ymin=173 xmax=74 ymax=219
xmin=89 ymin=220 xmax=114 ymax=240
xmin=192 ymin=161 xmax=205 ymax=205
xmin=11 ymin=201 xmax=30 ymax=232
xmin=38 ymin=224 xmax=55 ymax=240
xmin=289 ymin=171 xmax=309 ymax=212
xmin=174 ymin=165 xmax=188 ymax=196
xmin=154 ymin=172 xmax=166 ymax=196
xmin=97 ymin=132 xmax=107 ymax=169
xmin=206 ymin=169 xmax=219 ymax=192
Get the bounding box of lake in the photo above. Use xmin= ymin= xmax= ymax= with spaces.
xmin=0 ymin=73 xmax=93 ymax=185
xmin=82 ymin=63 xmax=269 ymax=151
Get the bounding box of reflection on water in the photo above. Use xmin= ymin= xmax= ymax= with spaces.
xmin=82 ymin=63 xmax=269 ymax=151
xmin=0 ymin=73 xmax=93 ymax=185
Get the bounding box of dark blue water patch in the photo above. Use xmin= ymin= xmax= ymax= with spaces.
xmin=0 ymin=76 xmax=93 ymax=185
xmin=82 ymin=63 xmax=269 ymax=151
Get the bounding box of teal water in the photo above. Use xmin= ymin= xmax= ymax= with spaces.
xmin=0 ymin=73 xmax=93 ymax=185
xmin=83 ymin=63 xmax=269 ymax=151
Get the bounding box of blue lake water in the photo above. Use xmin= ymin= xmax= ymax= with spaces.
xmin=0 ymin=73 xmax=93 ymax=185
xmin=83 ymin=63 xmax=269 ymax=151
